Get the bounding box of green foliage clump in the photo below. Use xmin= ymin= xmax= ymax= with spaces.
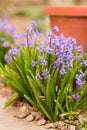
xmin=0 ymin=22 xmax=87 ymax=122
xmin=0 ymin=16 xmax=15 ymax=65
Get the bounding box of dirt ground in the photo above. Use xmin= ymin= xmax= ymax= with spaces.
xmin=0 ymin=96 xmax=49 ymax=130
xmin=0 ymin=84 xmax=54 ymax=130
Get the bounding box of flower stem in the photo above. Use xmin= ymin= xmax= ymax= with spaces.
xmin=26 ymin=30 xmax=31 ymax=57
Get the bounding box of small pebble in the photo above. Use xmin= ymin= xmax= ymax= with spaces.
xmin=54 ymin=121 xmax=64 ymax=128
xmin=69 ymin=125 xmax=75 ymax=130
xmin=31 ymin=111 xmax=39 ymax=117
xmin=35 ymin=115 xmax=42 ymax=121
xmin=37 ymin=118 xmax=46 ymax=126
xmin=44 ymin=123 xmax=54 ymax=129
xmin=14 ymin=111 xmax=28 ymax=119
xmin=77 ymin=115 xmax=83 ymax=124
xmin=25 ymin=114 xmax=34 ymax=122
xmin=20 ymin=106 xmax=27 ymax=112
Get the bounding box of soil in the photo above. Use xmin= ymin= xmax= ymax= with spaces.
xmin=0 ymin=84 xmax=84 ymax=130
xmin=0 ymin=85 xmax=54 ymax=130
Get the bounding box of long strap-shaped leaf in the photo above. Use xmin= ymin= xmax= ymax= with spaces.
xmin=27 ymin=76 xmax=53 ymax=122
xmin=4 ymin=92 xmax=19 ymax=109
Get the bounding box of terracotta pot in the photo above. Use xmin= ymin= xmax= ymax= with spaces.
xmin=45 ymin=6 xmax=87 ymax=51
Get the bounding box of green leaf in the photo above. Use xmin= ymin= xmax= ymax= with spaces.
xmin=45 ymin=76 xmax=55 ymax=117
xmin=27 ymin=76 xmax=53 ymax=122
xmin=26 ymin=75 xmax=41 ymax=98
xmin=24 ymin=94 xmax=37 ymax=108
xmin=35 ymin=79 xmax=45 ymax=95
xmin=54 ymin=99 xmax=65 ymax=113
xmin=4 ymin=92 xmax=19 ymax=109
xmin=65 ymin=119 xmax=77 ymax=125
xmin=60 ymin=111 xmax=79 ymax=117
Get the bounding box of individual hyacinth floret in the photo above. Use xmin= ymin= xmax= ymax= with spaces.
xmin=72 ymin=93 xmax=80 ymax=100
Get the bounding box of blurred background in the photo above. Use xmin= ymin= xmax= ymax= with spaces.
xmin=0 ymin=0 xmax=87 ymax=33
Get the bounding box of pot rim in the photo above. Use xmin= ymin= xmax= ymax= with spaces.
xmin=45 ymin=6 xmax=87 ymax=17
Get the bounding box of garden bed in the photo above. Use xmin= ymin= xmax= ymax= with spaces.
xmin=0 ymin=13 xmax=87 ymax=130
xmin=0 ymin=84 xmax=87 ymax=130
xmin=0 ymin=85 xmax=53 ymax=130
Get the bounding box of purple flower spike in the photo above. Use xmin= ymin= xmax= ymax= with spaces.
xmin=52 ymin=25 xmax=59 ymax=32
xmin=41 ymin=59 xmax=47 ymax=66
xmin=76 ymin=79 xmax=83 ymax=88
xmin=46 ymin=31 xmax=53 ymax=38
xmin=42 ymin=69 xmax=49 ymax=76
xmin=75 ymin=74 xmax=81 ymax=80
xmin=31 ymin=61 xmax=37 ymax=67
xmin=51 ymin=36 xmax=58 ymax=44
xmin=79 ymin=70 xmax=85 ymax=78
xmin=20 ymin=33 xmax=26 ymax=39
xmin=27 ymin=38 xmax=34 ymax=47
xmin=37 ymin=56 xmax=44 ymax=60
xmin=76 ymin=56 xmax=83 ymax=60
xmin=8 ymin=46 xmax=20 ymax=57
xmin=3 ymin=41 xmax=9 ymax=47
xmin=68 ymin=37 xmax=76 ymax=45
xmin=45 ymin=46 xmax=52 ymax=54
xmin=20 ymin=42 xmax=26 ymax=46
xmin=35 ymin=75 xmax=42 ymax=80
xmin=4 ymin=55 xmax=10 ymax=64
xmin=54 ymin=58 xmax=62 ymax=69
xmin=72 ymin=93 xmax=80 ymax=100
xmin=37 ymin=46 xmax=44 ymax=52
xmin=26 ymin=26 xmax=32 ymax=32
xmin=44 ymin=77 xmax=48 ymax=80
xmin=59 ymin=67 xmax=66 ymax=75
xmin=31 ymin=21 xmax=37 ymax=27
xmin=75 ymin=70 xmax=85 ymax=80
xmin=13 ymin=34 xmax=18 ymax=41
xmin=75 ymin=45 xmax=83 ymax=53
xmin=9 ymin=25 xmax=15 ymax=34
xmin=83 ymin=60 xmax=87 ymax=67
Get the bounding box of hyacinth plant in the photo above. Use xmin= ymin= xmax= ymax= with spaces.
xmin=0 ymin=21 xmax=87 ymax=122
xmin=0 ymin=15 xmax=17 ymax=65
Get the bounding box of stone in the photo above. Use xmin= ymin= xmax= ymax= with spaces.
xmin=61 ymin=126 xmax=69 ymax=130
xmin=14 ymin=111 xmax=28 ymax=119
xmin=31 ymin=111 xmax=43 ymax=121
xmin=20 ymin=106 xmax=27 ymax=112
xmin=29 ymin=106 xmax=38 ymax=112
xmin=31 ymin=111 xmax=39 ymax=117
xmin=54 ymin=121 xmax=64 ymax=128
xmin=77 ymin=115 xmax=83 ymax=124
xmin=25 ymin=114 xmax=34 ymax=122
xmin=20 ymin=106 xmax=30 ymax=114
xmin=35 ymin=115 xmax=42 ymax=121
xmin=69 ymin=125 xmax=75 ymax=130
xmin=44 ymin=123 xmax=54 ymax=129
xmin=37 ymin=118 xmax=46 ymax=126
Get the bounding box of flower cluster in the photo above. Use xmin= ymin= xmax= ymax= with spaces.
xmin=0 ymin=15 xmax=17 ymax=43
xmin=2 ymin=21 xmax=87 ymax=122
xmin=4 ymin=46 xmax=20 ymax=64
xmin=75 ymin=70 xmax=85 ymax=89
xmin=0 ymin=15 xmax=16 ymax=65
